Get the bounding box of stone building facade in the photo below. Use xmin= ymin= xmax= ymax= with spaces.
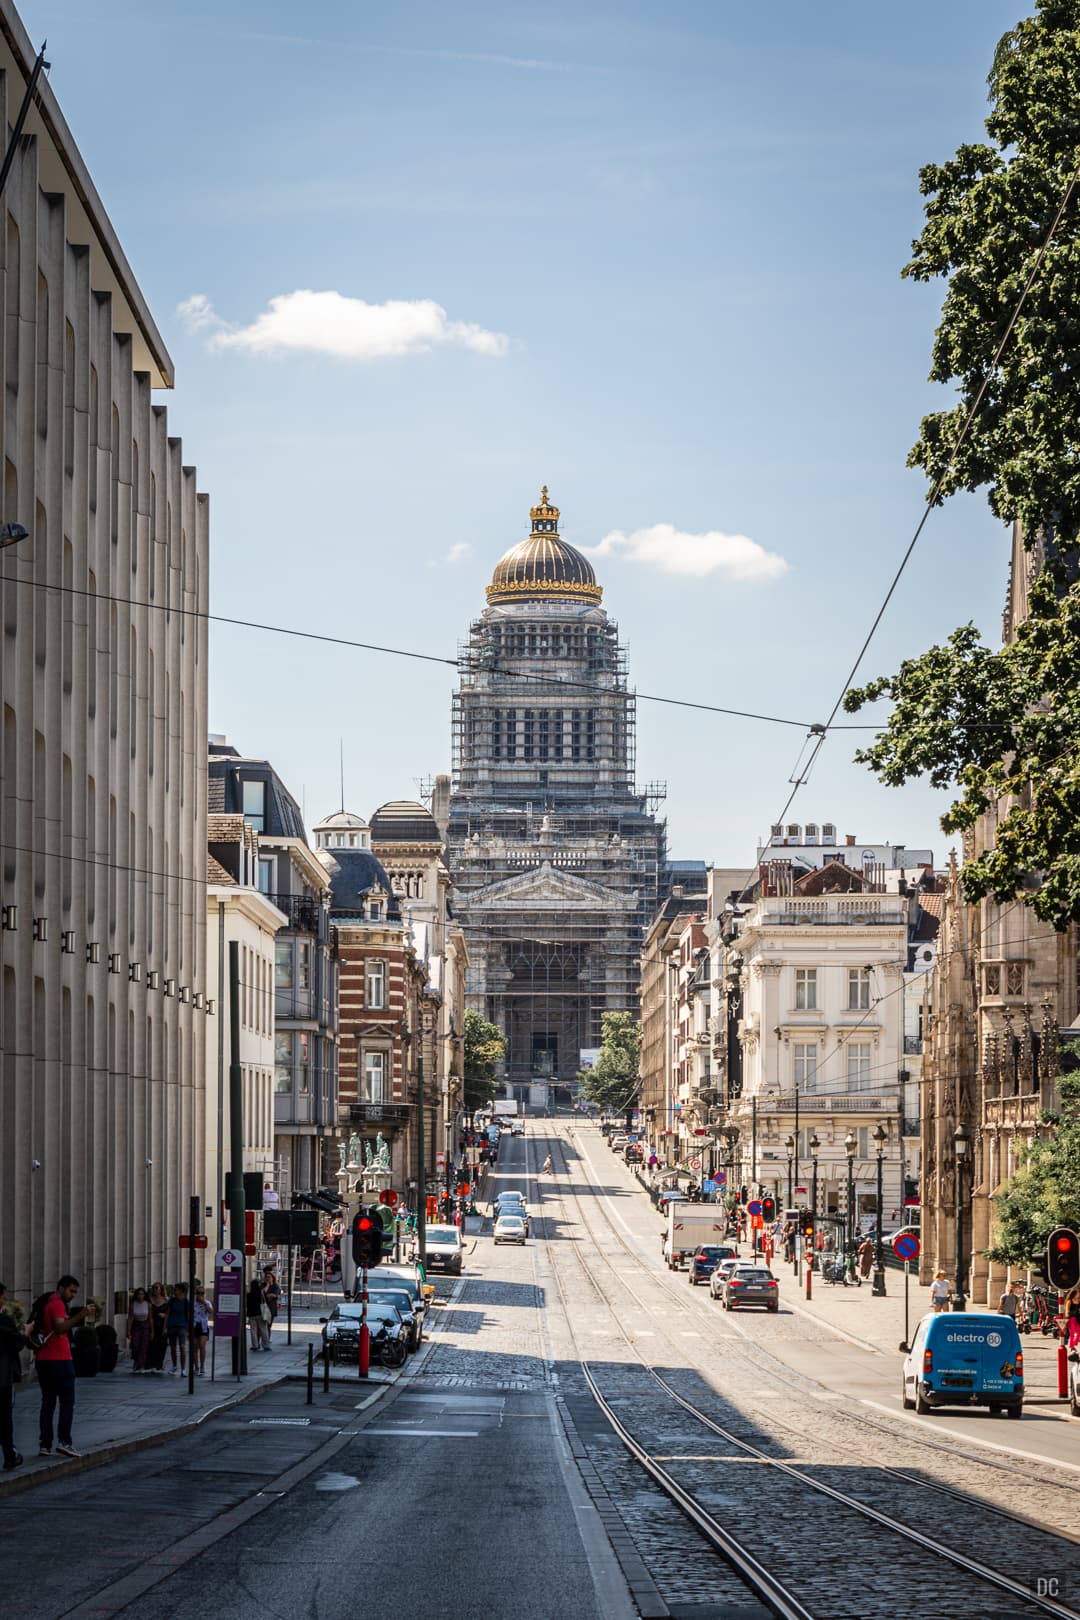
xmin=447 ymin=488 xmax=667 ymax=1105
xmin=0 ymin=5 xmax=209 ymax=1311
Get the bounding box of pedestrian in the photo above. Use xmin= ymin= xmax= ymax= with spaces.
xmin=930 ymin=1270 xmax=952 ymax=1312
xmin=191 ymin=1285 xmax=211 ymax=1375
xmin=247 ymin=1274 xmax=270 ymax=1352
xmin=148 ymin=1282 xmax=169 ymax=1373
xmin=127 ymin=1287 xmax=151 ymax=1373
xmin=1064 ymin=1287 xmax=1080 ymax=1354
xmin=31 ymin=1274 xmax=94 ymax=1459
xmin=998 ymin=1281 xmax=1020 ymax=1319
xmin=858 ymin=1237 xmax=874 ymax=1280
xmin=0 ymin=1281 xmax=29 ymax=1471
xmin=261 ymin=1268 xmax=281 ymax=1347
xmin=166 ymin=1282 xmax=189 ymax=1375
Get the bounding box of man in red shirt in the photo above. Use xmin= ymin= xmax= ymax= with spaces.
xmin=35 ymin=1275 xmax=93 ymax=1459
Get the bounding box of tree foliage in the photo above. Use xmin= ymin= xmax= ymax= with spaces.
xmin=577 ymin=1010 xmax=640 ymax=1115
xmin=987 ymin=1065 xmax=1080 ymax=1264
xmin=462 ymin=1008 xmax=506 ymax=1118
xmin=846 ymin=3 xmax=1080 ymax=926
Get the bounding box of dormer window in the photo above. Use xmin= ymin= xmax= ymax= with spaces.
xmin=368 ymin=900 xmax=382 ymax=921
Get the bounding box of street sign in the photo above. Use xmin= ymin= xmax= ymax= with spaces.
xmin=689 ymin=1156 xmax=702 ymax=1170
xmin=702 ymin=1179 xmax=717 ymax=1194
xmin=893 ymin=1231 xmax=920 ymax=1261
xmin=215 ymin=1248 xmax=242 ymax=1269
xmin=750 ymin=1214 xmax=763 ymax=1231
xmin=379 ymin=1188 xmax=398 ymax=1206
xmin=747 ymin=1199 xmax=762 ymax=1217
xmin=213 ymin=1262 xmax=242 ymax=1339
xmin=178 ymin=1234 xmax=208 ymax=1249
xmin=715 ymin=1170 xmax=727 ymax=1185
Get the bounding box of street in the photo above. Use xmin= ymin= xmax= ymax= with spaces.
xmin=5 ymin=1120 xmax=1080 ymax=1619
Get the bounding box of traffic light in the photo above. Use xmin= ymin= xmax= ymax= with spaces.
xmin=1046 ymin=1227 xmax=1080 ymax=1291
xmin=800 ymin=1210 xmax=815 ymax=1243
xmin=739 ymin=1185 xmax=748 ymax=1204
xmin=761 ymin=1195 xmax=776 ymax=1222
xmin=351 ymin=1208 xmax=383 ymax=1270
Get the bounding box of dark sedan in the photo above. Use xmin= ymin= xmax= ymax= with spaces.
xmin=722 ymin=1267 xmax=780 ymax=1312
xmin=688 ymin=1244 xmax=738 ymax=1286
xmin=321 ymin=1302 xmax=410 ymax=1364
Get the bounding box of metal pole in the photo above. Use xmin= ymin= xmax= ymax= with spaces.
xmin=793 ymin=1084 xmax=800 ymax=1207
xmin=953 ymin=1159 xmax=966 ymax=1310
xmin=216 ymin=902 xmax=225 ymax=1247
xmin=417 ymin=1033 xmax=427 ymax=1268
xmin=0 ymin=42 xmax=48 ymax=205
xmin=286 ymin=1243 xmax=293 ymax=1346
xmin=750 ymin=1097 xmax=757 ymax=1185
xmin=811 ymin=1156 xmax=819 ymax=1271
xmin=187 ymin=1194 xmax=198 ymax=1396
xmin=847 ymin=1157 xmax=854 ymax=1256
xmin=359 ymin=1263 xmax=369 ymax=1378
xmin=786 ymin=1155 xmax=792 ymax=1209
xmin=228 ymin=941 xmax=247 ymax=1376
xmin=872 ymin=1146 xmax=887 ymax=1295
xmin=306 ymin=1343 xmax=314 ymax=1404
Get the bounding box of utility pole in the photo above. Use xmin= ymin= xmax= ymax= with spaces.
xmin=416 ymin=1009 xmax=427 ymax=1267
xmin=228 ymin=942 xmax=247 ymax=1375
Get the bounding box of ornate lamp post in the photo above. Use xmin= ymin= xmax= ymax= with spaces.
xmin=785 ymin=1133 xmax=795 ymax=1209
xmin=953 ymin=1122 xmax=970 ymax=1311
xmin=809 ymin=1132 xmax=820 ymax=1270
xmin=845 ymin=1129 xmax=857 ymax=1256
xmin=872 ymin=1123 xmax=887 ymax=1296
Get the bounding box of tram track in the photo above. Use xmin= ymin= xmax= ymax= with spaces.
xmin=542 ymin=1123 xmax=1080 ymax=1620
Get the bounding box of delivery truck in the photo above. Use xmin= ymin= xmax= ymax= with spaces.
xmin=662 ymin=1205 xmax=730 ymax=1270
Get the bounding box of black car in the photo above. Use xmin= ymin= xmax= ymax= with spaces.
xmin=688 ymin=1244 xmax=738 ymax=1286
xmin=321 ymin=1302 xmax=409 ymax=1366
xmin=365 ymin=1288 xmax=422 ymax=1352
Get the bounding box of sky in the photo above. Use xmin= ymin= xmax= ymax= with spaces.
xmin=17 ymin=0 xmax=1027 ymax=865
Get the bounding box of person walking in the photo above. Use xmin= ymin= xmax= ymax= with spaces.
xmin=191 ymin=1286 xmax=211 ymax=1375
xmin=127 ymin=1287 xmax=151 ymax=1373
xmin=261 ymin=1268 xmax=281 ymax=1348
xmin=147 ymin=1283 xmax=169 ymax=1374
xmin=165 ymin=1283 xmax=189 ymax=1375
xmin=247 ymin=1274 xmax=270 ymax=1353
xmin=857 ymin=1237 xmax=875 ymax=1280
xmin=32 ymin=1275 xmax=94 ymax=1459
xmin=930 ymin=1270 xmax=952 ymax=1312
xmin=0 ymin=1281 xmax=29 ymax=1471
xmin=998 ymin=1281 xmax=1021 ymax=1320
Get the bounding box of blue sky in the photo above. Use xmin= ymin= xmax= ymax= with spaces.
xmin=20 ymin=0 xmax=1025 ymax=863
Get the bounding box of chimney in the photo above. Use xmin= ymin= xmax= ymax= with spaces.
xmin=431 ymin=773 xmax=451 ymax=840
xmin=845 ymin=834 xmax=856 ymax=846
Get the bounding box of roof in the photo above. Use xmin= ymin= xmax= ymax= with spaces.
xmin=486 ymin=488 xmax=602 ymax=606
xmin=314 ymin=809 xmax=370 ymax=831
xmin=321 ymin=848 xmax=402 ymax=921
xmin=370 ymin=800 xmax=441 ymax=843
xmin=207 ymin=853 xmax=235 ymax=886
xmin=206 ymin=748 xmax=306 ymax=839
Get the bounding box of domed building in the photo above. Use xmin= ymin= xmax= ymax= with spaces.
xmin=447 ymin=488 xmax=669 ymax=1104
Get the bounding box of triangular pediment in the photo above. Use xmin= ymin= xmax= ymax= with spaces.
xmin=464 ymin=860 xmax=636 ymax=910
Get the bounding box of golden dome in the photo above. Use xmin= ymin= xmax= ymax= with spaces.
xmin=486 ymin=487 xmax=602 ymax=606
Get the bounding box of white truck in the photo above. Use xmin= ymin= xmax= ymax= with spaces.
xmin=662 ymin=1205 xmax=729 ymax=1270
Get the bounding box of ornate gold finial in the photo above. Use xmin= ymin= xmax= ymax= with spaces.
xmin=529 ymin=485 xmax=560 ymax=529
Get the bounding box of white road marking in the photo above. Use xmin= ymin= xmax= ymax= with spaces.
xmin=365 ymin=1428 xmax=480 ymax=1438
xmin=859 ymin=1399 xmax=1080 ymax=1471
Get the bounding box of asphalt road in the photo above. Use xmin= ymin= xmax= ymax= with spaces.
xmin=8 ymin=1127 xmax=631 ymax=1620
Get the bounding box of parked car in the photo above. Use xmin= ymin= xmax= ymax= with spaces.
xmin=710 ymin=1259 xmax=761 ymax=1300
xmin=377 ymin=1263 xmax=433 ymax=1315
xmin=722 ymin=1267 xmax=779 ymax=1312
xmin=610 ymin=1133 xmax=629 ymax=1153
xmin=420 ymin=1224 xmax=465 ymax=1275
xmin=494 ymin=1214 xmax=527 ymax=1245
xmin=624 ymin=1144 xmax=644 ymax=1164
xmin=688 ymin=1244 xmax=738 ymax=1286
xmin=365 ymin=1286 xmax=422 ymax=1351
xmin=321 ymin=1302 xmax=410 ymax=1366
xmin=494 ymin=1194 xmax=530 ymax=1234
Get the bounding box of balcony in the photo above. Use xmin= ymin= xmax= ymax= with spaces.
xmin=348 ymin=1102 xmax=410 ymax=1126
xmin=752 ymin=895 xmax=909 ymax=929
xmin=267 ymin=892 xmax=324 ymax=933
xmin=756 ymin=1091 xmax=899 ymax=1114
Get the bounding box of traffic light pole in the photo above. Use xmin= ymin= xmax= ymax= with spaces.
xmin=358 ymin=1264 xmax=369 ymax=1379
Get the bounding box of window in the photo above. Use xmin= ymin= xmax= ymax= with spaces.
xmin=368 ymin=900 xmax=382 ymax=922
xmin=258 ymin=858 xmax=274 ymax=895
xmin=847 ymin=968 xmax=871 ymax=1010
xmin=274 ymin=1032 xmax=292 ymax=1093
xmin=297 ymin=1031 xmax=310 ymax=1094
xmin=858 ymin=1126 xmax=870 ymax=1158
xmin=794 ymin=1043 xmax=818 ymax=1092
xmin=364 ymin=1051 xmax=386 ymax=1103
xmin=241 ymin=779 xmax=265 ymax=831
xmin=794 ymin=968 xmax=818 ymax=1011
xmin=365 ymin=960 xmax=386 ymax=1009
xmin=847 ymin=1042 xmax=871 ymax=1090
xmin=275 ymin=940 xmax=293 ymax=990
xmin=298 ymin=942 xmax=311 ymax=991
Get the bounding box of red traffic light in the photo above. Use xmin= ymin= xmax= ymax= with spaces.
xmin=357 ymin=1216 xmax=375 ymax=1231
xmin=1046 ymin=1226 xmax=1080 ymax=1291
xmin=1056 ymin=1235 xmax=1072 ymax=1250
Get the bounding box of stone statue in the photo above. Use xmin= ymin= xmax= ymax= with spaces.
xmin=375 ymin=1132 xmax=391 ymax=1171
xmin=364 ymin=1139 xmax=373 ymax=1168
xmin=346 ymin=1131 xmax=361 ymax=1168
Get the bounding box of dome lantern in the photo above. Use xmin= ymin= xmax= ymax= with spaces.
xmin=486 ymin=487 xmax=602 ymax=606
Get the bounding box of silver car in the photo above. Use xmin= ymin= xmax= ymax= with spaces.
xmin=494 ymin=1214 xmax=527 ymax=1245
xmin=722 ymin=1266 xmax=780 ymax=1312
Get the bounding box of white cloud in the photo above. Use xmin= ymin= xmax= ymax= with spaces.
xmin=582 ymin=522 xmax=787 ymax=582
xmin=445 ymin=542 xmax=472 ymax=563
xmin=177 ymin=289 xmax=508 ymax=361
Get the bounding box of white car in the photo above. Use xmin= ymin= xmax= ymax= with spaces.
xmin=494 ymin=1214 xmax=527 ymax=1245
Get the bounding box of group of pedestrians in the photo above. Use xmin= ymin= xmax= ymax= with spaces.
xmin=246 ymin=1267 xmax=281 ymax=1352
xmin=125 ymin=1281 xmax=212 ymax=1376
xmin=0 ymin=1274 xmax=93 ymax=1471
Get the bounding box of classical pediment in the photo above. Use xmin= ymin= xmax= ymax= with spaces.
xmin=463 ymin=860 xmax=636 ymax=910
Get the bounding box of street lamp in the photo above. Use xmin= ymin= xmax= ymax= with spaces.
xmin=953 ymin=1122 xmax=970 ymax=1311
xmin=809 ymin=1132 xmax=820 ymax=1270
xmin=785 ymin=1133 xmax=795 ymax=1209
xmin=845 ymin=1130 xmax=857 ymax=1257
xmin=872 ymin=1123 xmax=887 ymax=1297
xmin=0 ymin=521 xmax=27 ymax=550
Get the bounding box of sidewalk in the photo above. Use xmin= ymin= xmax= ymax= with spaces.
xmin=3 ymin=1299 xmax=334 ymax=1498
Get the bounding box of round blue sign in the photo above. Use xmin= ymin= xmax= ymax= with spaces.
xmin=893 ymin=1231 xmax=920 ymax=1260
xmin=747 ymin=1200 xmax=762 ymax=1216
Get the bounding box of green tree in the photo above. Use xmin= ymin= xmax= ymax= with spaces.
xmin=987 ymin=1065 xmax=1080 ymax=1263
xmin=462 ymin=1008 xmax=506 ymax=1119
xmin=577 ymin=1010 xmax=640 ymax=1116
xmin=845 ymin=2 xmax=1080 ymax=925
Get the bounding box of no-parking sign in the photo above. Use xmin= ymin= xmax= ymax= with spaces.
xmin=892 ymin=1230 xmax=920 ymax=1261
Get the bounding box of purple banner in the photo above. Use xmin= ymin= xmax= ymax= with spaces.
xmin=213 ymin=1266 xmax=243 ymax=1339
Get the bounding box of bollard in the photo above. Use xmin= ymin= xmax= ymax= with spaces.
xmin=322 ymin=1343 xmax=330 ymax=1393
xmin=306 ymin=1343 xmax=314 ymax=1405
xmin=805 ymin=1260 xmax=812 ymax=1301
xmin=1059 ymin=1340 xmax=1069 ymax=1399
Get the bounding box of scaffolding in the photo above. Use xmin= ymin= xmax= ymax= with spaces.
xmin=448 ymin=603 xmax=668 ymax=1087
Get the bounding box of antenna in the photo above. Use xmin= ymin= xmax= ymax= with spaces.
xmin=339 ymin=739 xmax=344 ymax=813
